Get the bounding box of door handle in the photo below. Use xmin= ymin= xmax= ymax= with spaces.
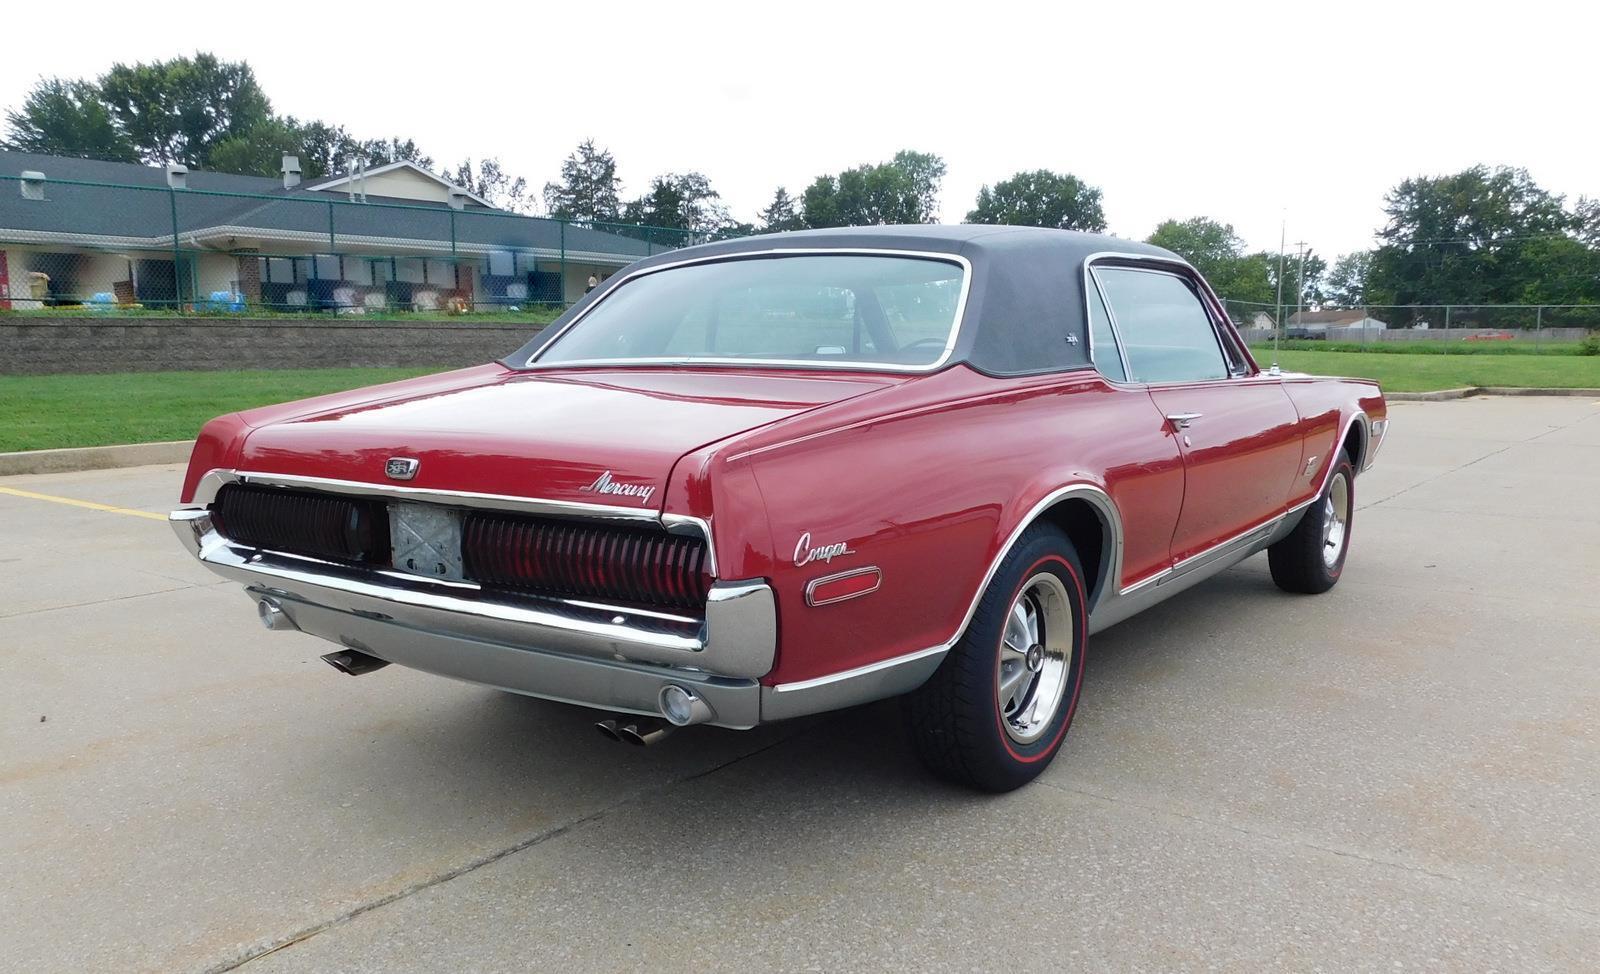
xmin=1166 ymin=412 xmax=1202 ymax=431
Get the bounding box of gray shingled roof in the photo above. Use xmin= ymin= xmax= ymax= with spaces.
xmin=0 ymin=150 xmax=656 ymax=262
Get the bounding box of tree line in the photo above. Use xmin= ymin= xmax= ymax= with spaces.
xmin=1145 ymin=169 xmax=1600 ymax=312
xmin=0 ymin=54 xmax=533 ymax=212
xmin=5 ymin=54 xmax=1597 ymax=309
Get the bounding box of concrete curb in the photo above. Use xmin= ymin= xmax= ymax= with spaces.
xmin=0 ymin=440 xmax=193 ymax=477
xmin=1388 ymin=386 xmax=1600 ymax=402
xmin=1477 ymin=386 xmax=1600 ymax=398
xmin=1386 ymin=388 xmax=1479 ymax=402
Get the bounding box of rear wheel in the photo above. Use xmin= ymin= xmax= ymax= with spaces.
xmin=1269 ymin=452 xmax=1355 ymax=594
xmin=904 ymin=523 xmax=1088 ymax=792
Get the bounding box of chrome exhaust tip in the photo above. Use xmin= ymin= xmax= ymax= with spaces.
xmin=320 ymin=648 xmax=390 ymax=676
xmin=595 ymin=719 xmax=622 ymax=742
xmin=257 ymin=597 xmax=297 ymax=631
xmin=658 ymin=684 xmax=715 ymax=727
xmin=616 ymin=717 xmax=674 ymax=747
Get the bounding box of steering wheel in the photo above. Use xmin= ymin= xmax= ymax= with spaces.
xmin=900 ymin=337 xmax=947 ymax=353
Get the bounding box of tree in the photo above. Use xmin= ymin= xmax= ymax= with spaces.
xmin=799 ymin=150 xmax=947 ymax=227
xmin=621 ymin=172 xmax=730 ymax=239
xmin=97 ymin=54 xmax=274 ymax=168
xmin=1366 ymin=166 xmax=1577 ymax=306
xmin=800 ymin=174 xmax=842 ymax=228
xmin=1147 ymin=217 xmax=1269 ymax=305
xmin=1268 ymin=250 xmax=1328 ymax=311
xmin=892 ymin=150 xmax=946 ymax=223
xmin=965 ymin=169 xmax=1106 ymax=231
xmin=209 ymin=117 xmax=433 ymax=179
xmin=205 ymin=116 xmax=302 ymax=176
xmin=1324 ymin=252 xmax=1374 ymax=307
xmin=758 ymin=187 xmax=805 ymax=232
xmin=1147 ymin=217 xmax=1247 ymax=275
xmin=543 ymin=139 xmax=622 ymax=223
xmin=453 ymin=157 xmax=533 ymax=213
xmin=1145 ymin=217 xmax=1325 ymax=312
xmin=1573 ymin=197 xmax=1600 ymax=248
xmin=1 ymin=77 xmax=136 ymax=161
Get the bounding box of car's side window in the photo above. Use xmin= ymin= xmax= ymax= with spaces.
xmin=1093 ymin=267 xmax=1228 ymax=384
xmin=1084 ymin=273 xmax=1127 ymax=382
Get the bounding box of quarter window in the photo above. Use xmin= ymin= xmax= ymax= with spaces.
xmin=1093 ymin=267 xmax=1227 ymax=383
xmin=1085 ymin=275 xmax=1127 ymax=382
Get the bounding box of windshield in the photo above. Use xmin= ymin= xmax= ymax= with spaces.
xmin=533 ymin=254 xmax=966 ymax=369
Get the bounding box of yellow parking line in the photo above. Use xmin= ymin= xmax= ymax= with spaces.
xmin=0 ymin=485 xmax=168 ymax=521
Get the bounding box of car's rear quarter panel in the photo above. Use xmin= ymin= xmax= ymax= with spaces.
xmin=728 ymin=366 xmax=1184 ymax=687
xmin=1281 ymin=376 xmax=1387 ymax=506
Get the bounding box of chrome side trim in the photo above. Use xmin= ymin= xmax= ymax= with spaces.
xmin=761 ymin=645 xmax=948 ymax=722
xmin=974 ymin=484 xmax=1125 ymax=624
xmin=522 ymin=248 xmax=975 ymax=375
xmin=192 ymin=468 xmax=719 ymax=576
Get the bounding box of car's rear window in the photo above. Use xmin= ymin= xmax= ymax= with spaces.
xmin=532 ymin=254 xmax=966 ymax=370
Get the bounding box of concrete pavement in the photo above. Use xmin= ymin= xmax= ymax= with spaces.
xmin=2 ymin=396 xmax=1598 ymax=972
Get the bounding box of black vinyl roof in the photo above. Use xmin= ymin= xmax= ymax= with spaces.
xmin=508 ymin=225 xmax=1190 ymax=376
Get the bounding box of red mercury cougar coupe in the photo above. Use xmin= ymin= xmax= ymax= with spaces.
xmin=171 ymin=226 xmax=1388 ymax=791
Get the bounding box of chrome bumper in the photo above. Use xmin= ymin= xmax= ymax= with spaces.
xmin=170 ymin=508 xmax=775 ymax=728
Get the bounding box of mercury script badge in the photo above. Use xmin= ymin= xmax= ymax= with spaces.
xmin=385 ymin=457 xmax=420 ymax=481
xmin=581 ymin=470 xmax=656 ymax=504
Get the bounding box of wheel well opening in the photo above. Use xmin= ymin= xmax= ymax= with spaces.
xmin=1040 ymin=498 xmax=1109 ymax=608
xmin=1342 ymin=420 xmax=1367 ymax=471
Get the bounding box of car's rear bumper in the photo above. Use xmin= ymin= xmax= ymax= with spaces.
xmin=170 ymin=507 xmax=774 ymax=728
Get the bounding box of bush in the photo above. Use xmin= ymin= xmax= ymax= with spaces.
xmin=1581 ymin=333 xmax=1600 ymax=356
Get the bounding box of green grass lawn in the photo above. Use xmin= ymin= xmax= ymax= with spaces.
xmin=1271 ymin=350 xmax=1600 ymax=392
xmin=1266 ymin=339 xmax=1595 ymax=356
xmin=0 ymin=367 xmax=437 ymax=453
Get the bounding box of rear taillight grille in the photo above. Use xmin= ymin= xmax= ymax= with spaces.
xmin=462 ymin=512 xmax=712 ymax=612
xmin=211 ymin=484 xmax=390 ymax=564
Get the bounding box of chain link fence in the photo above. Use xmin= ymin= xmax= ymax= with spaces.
xmin=0 ymin=173 xmax=738 ymax=318
xmin=1221 ymin=299 xmax=1600 ymax=352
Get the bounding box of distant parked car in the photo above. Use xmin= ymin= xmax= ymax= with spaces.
xmin=1464 ymin=330 xmax=1515 ymax=341
xmin=170 ymin=226 xmax=1389 ymax=791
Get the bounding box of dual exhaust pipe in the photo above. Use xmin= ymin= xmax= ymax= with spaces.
xmin=258 ymin=598 xmax=392 ymax=676
xmin=595 ymin=684 xmax=716 ymax=746
xmin=596 ymin=717 xmax=673 ymax=747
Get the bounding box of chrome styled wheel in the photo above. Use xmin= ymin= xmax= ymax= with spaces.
xmin=906 ymin=523 xmax=1088 ymax=792
xmin=1322 ymin=471 xmax=1350 ymax=568
xmin=996 ymin=572 xmax=1074 ymax=745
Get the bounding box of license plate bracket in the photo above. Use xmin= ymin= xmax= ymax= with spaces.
xmin=389 ymin=502 xmax=465 ymax=582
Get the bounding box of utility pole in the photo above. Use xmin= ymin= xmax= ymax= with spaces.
xmin=1292 ymin=240 xmax=1310 ymax=331
xmin=1273 ymin=218 xmax=1286 ymax=369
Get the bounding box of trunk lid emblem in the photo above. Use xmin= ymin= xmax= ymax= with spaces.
xmin=385 ymin=457 xmax=421 ymax=481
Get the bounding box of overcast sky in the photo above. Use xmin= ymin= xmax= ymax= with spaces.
xmin=4 ymin=0 xmax=1594 ymax=260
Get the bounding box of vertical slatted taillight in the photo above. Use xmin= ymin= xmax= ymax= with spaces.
xmin=461 ymin=512 xmax=712 ymax=612
xmin=210 ymin=484 xmax=388 ymax=564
